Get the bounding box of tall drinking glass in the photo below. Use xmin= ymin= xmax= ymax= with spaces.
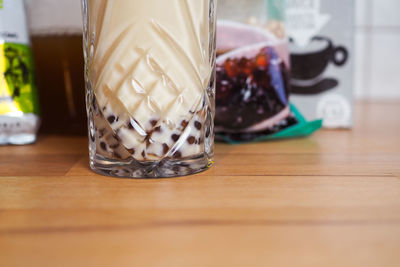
xmin=81 ymin=0 xmax=216 ymax=178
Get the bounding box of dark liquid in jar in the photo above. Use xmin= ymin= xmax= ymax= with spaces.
xmin=31 ymin=34 xmax=86 ymax=135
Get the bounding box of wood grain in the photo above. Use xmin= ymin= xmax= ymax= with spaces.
xmin=0 ymin=101 xmax=400 ymax=267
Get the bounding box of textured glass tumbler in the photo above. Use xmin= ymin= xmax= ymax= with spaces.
xmin=82 ymin=0 xmax=216 ymax=178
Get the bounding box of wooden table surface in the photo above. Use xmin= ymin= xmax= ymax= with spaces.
xmin=1 ymin=101 xmax=400 ymax=267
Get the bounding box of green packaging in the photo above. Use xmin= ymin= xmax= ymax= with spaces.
xmin=0 ymin=0 xmax=40 ymax=144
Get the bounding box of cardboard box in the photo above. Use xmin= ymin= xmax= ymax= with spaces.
xmin=287 ymin=0 xmax=355 ymax=128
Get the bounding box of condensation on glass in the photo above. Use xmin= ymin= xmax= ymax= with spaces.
xmin=81 ymin=0 xmax=216 ymax=178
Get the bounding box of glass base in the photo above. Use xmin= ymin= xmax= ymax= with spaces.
xmin=90 ymin=153 xmax=213 ymax=178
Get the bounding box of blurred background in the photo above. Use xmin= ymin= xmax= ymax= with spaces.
xmin=23 ymin=0 xmax=400 ymax=134
xmin=354 ymin=0 xmax=400 ymax=99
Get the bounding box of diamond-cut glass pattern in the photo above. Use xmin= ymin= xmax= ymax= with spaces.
xmin=82 ymin=0 xmax=216 ymax=178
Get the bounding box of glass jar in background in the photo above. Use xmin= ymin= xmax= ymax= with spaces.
xmin=26 ymin=0 xmax=87 ymax=135
xmin=82 ymin=0 xmax=217 ymax=178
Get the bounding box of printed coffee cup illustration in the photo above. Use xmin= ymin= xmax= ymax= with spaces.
xmin=290 ymin=36 xmax=349 ymax=95
xmin=215 ymin=21 xmax=293 ymax=134
xmin=291 ymin=36 xmax=348 ymax=80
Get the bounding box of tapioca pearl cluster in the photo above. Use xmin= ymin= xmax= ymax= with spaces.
xmin=92 ymin=94 xmax=208 ymax=162
xmin=101 ymin=105 xmax=127 ymax=130
xmin=138 ymin=114 xmax=205 ymax=160
xmin=93 ymin=109 xmax=131 ymax=160
xmin=168 ymin=113 xmax=205 ymax=158
xmin=117 ymin=126 xmax=145 ymax=159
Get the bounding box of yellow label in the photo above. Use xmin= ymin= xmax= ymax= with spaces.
xmin=0 ymin=43 xmax=21 ymax=114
